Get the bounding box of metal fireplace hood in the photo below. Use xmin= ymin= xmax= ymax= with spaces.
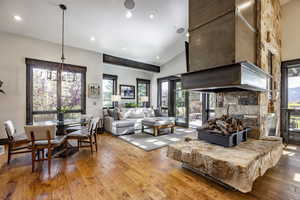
xmin=181 ymin=61 xmax=270 ymax=92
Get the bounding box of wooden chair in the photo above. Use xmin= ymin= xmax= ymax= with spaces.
xmin=67 ymin=117 xmax=99 ymax=153
xmin=24 ymin=125 xmax=66 ymax=174
xmin=65 ymin=116 xmax=93 ymax=133
xmin=4 ymin=120 xmax=31 ymax=164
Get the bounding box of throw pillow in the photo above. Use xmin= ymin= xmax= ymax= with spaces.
xmin=118 ymin=111 xmax=125 ymax=120
xmin=154 ymin=109 xmax=163 ymax=117
xmin=103 ymin=108 xmax=109 ymax=117
xmin=145 ymin=108 xmax=155 ymax=117
xmin=113 ymin=108 xmax=121 ymax=120
xmin=107 ymin=109 xmax=113 ymax=117
xmin=126 ymin=109 xmax=144 ymax=119
xmin=108 ymin=109 xmax=118 ymax=120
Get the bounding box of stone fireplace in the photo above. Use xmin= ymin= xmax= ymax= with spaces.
xmin=184 ymin=0 xmax=282 ymax=139
xmin=167 ymin=0 xmax=283 ymax=193
xmin=214 ymin=0 xmax=282 ymax=140
xmin=214 ymin=91 xmax=261 ymax=138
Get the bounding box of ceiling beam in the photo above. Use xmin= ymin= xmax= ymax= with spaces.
xmin=103 ymin=54 xmax=160 ymax=73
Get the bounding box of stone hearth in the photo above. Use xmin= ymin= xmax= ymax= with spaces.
xmin=167 ymin=137 xmax=283 ymax=193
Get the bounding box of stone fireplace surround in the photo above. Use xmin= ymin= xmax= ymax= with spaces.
xmin=213 ymin=0 xmax=282 ymax=140
xmin=214 ymin=91 xmax=278 ymax=139
xmin=167 ymin=0 xmax=283 ymax=193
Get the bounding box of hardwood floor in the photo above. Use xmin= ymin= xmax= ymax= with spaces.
xmin=0 ymin=133 xmax=299 ymax=200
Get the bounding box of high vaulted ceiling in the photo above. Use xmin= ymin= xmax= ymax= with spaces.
xmin=0 ymin=0 xmax=188 ymax=65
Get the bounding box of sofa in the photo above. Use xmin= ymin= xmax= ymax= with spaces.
xmin=103 ymin=107 xmax=175 ymax=136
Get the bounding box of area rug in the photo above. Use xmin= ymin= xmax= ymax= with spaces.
xmin=118 ymin=128 xmax=197 ymax=151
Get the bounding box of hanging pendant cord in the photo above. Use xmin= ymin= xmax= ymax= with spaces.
xmin=59 ymin=4 xmax=66 ymax=83
xmin=61 ymin=6 xmax=65 ymax=64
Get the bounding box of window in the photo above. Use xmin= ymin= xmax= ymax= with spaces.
xmin=137 ymin=78 xmax=151 ymax=107
xmin=208 ymin=93 xmax=216 ymax=119
xmin=287 ymin=66 xmax=300 ymax=130
xmin=26 ymin=58 xmax=86 ymax=124
xmin=160 ymin=81 xmax=169 ymax=114
xmin=103 ymin=74 xmax=117 ymax=108
xmin=189 ymin=91 xmax=203 ymax=128
xmin=175 ymin=81 xmax=187 ymax=125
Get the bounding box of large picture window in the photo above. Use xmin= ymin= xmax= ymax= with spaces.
xmin=26 ymin=58 xmax=86 ymax=124
xmin=137 ymin=78 xmax=151 ymax=107
xmin=103 ymin=74 xmax=118 ymax=108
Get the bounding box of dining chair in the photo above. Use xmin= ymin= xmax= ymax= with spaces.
xmin=24 ymin=125 xmax=66 ymax=174
xmin=67 ymin=117 xmax=99 ymax=153
xmin=4 ymin=120 xmax=31 ymax=164
xmin=65 ymin=116 xmax=93 ymax=133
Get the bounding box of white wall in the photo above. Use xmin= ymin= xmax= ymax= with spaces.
xmin=151 ymin=52 xmax=187 ymax=107
xmin=282 ymin=0 xmax=300 ymax=61
xmin=0 ymin=31 xmax=155 ymax=138
xmin=103 ymin=63 xmax=153 ymax=105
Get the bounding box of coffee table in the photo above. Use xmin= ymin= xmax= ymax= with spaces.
xmin=142 ymin=119 xmax=175 ymax=136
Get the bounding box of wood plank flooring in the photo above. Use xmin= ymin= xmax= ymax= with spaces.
xmin=0 ymin=133 xmax=299 ymax=200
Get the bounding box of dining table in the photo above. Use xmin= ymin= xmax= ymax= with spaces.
xmin=32 ymin=118 xmax=88 ymax=157
xmin=33 ymin=118 xmax=87 ymax=135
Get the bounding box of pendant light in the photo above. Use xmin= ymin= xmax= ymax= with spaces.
xmin=59 ymin=4 xmax=67 ymax=83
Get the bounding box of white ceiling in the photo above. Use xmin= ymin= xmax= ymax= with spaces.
xmin=0 ymin=0 xmax=188 ymax=66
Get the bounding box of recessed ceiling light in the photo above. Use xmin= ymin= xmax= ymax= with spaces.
xmin=186 ymin=32 xmax=190 ymax=37
xmin=149 ymin=13 xmax=155 ymax=19
xmin=126 ymin=11 xmax=132 ymax=19
xmin=14 ymin=15 xmax=22 ymax=21
xmin=156 ymin=56 xmax=160 ymax=60
xmin=90 ymin=36 xmax=95 ymax=41
xmin=122 ymin=47 xmax=127 ymax=51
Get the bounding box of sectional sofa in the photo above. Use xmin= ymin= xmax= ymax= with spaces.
xmin=103 ymin=108 xmax=175 ymax=136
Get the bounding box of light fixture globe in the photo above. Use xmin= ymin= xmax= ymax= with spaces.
xmin=124 ymin=0 xmax=135 ymax=10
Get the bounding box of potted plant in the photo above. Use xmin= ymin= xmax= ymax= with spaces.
xmin=0 ymin=80 xmax=5 ymax=94
xmin=57 ymin=106 xmax=69 ymax=122
xmin=125 ymin=102 xmax=137 ymax=108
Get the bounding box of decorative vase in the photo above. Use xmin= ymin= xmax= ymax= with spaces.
xmin=58 ymin=113 xmax=64 ymax=122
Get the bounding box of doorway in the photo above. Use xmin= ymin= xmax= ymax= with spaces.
xmin=282 ymin=60 xmax=300 ymax=142
xmin=157 ymin=76 xmax=216 ymax=128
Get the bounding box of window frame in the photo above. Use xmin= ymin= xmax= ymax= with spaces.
xmin=157 ymin=76 xmax=179 ymax=116
xmin=136 ymin=78 xmax=151 ymax=107
xmin=102 ymin=74 xmax=118 ymax=108
xmin=281 ymin=59 xmax=300 ymax=136
xmin=26 ymin=58 xmax=86 ymax=124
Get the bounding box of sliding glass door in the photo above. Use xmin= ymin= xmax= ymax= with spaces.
xmin=287 ymin=66 xmax=300 ymax=131
xmin=189 ymin=91 xmax=203 ymax=128
xmin=175 ymin=81 xmax=188 ymax=126
xmin=157 ymin=76 xmax=216 ymax=128
xmin=282 ymin=60 xmax=300 ymax=143
xmin=160 ymin=81 xmax=169 ymax=115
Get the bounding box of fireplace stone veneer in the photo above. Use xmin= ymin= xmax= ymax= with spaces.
xmin=167 ymin=136 xmax=283 ymax=193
